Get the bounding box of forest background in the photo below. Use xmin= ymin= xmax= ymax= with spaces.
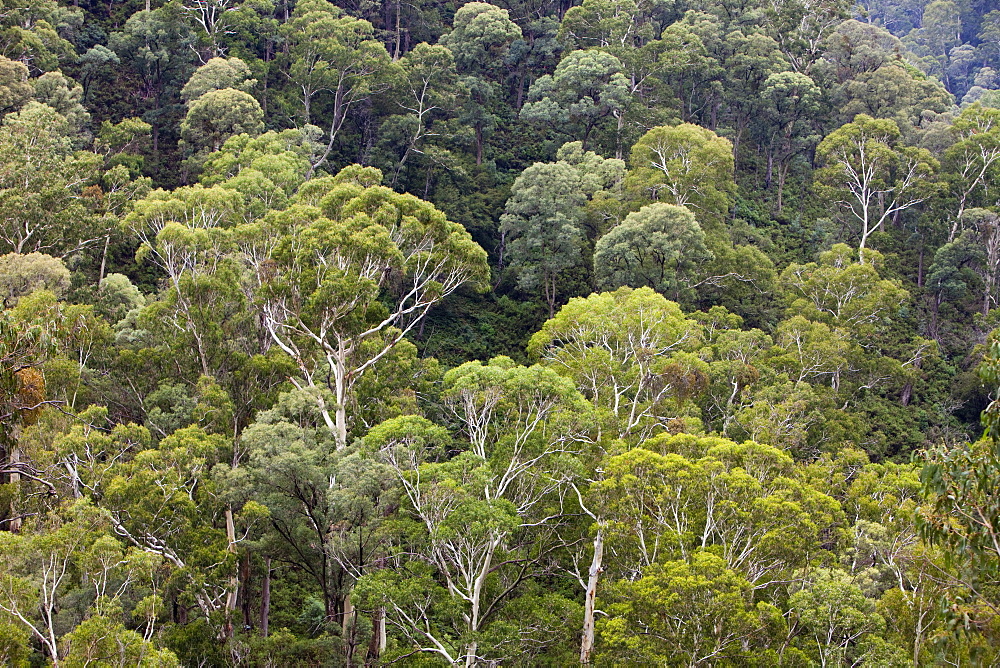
xmin=3 ymin=0 xmax=1000 ymax=663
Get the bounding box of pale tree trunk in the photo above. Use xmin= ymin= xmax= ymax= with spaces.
xmin=464 ymin=641 xmax=478 ymax=668
xmin=342 ymin=592 xmax=353 ymax=636
xmin=580 ymin=526 xmax=604 ymax=663
xmin=98 ymin=234 xmax=110 ymax=286
xmin=777 ymin=162 xmax=789 ymax=213
xmin=343 ymin=592 xmax=358 ymax=666
xmin=224 ymin=506 xmax=238 ymax=638
xmin=858 ymin=196 xmax=873 ymax=262
xmin=464 ymin=538 xmax=498 ymax=667
xmin=545 ymin=274 xmax=557 ymax=318
xmin=65 ymin=453 xmax=82 ymax=499
xmin=333 ymin=352 xmax=349 ymax=450
xmin=950 ymin=193 xmax=968 ymax=242
xmin=8 ymin=430 xmax=21 ymax=533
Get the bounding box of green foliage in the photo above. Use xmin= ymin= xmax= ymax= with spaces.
xmin=626 ymin=122 xmax=735 ymax=222
xmin=30 ymin=71 xmax=89 ymax=138
xmin=0 ymin=102 xmax=102 ymax=255
xmin=594 ymin=202 xmax=712 ymax=299
xmin=62 ymin=615 xmax=180 ymax=667
xmin=529 ymin=287 xmax=705 ymax=441
xmin=598 ymin=552 xmax=766 ymax=665
xmin=0 ymin=57 xmax=31 ymax=115
xmin=816 ymin=114 xmax=939 ymax=255
xmin=521 ymin=49 xmax=631 ymax=150
xmin=789 ymin=568 xmax=888 ymax=666
xmin=1 ymin=0 xmax=999 ymax=663
xmin=439 ymin=2 xmax=521 ymax=75
xmin=0 ymin=253 xmax=70 ymax=307
xmin=180 ymin=57 xmax=255 ymax=104
xmin=180 ymin=88 xmax=264 ymax=156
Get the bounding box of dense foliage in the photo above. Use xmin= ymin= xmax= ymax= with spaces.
xmin=3 ymin=0 xmax=1000 ymax=664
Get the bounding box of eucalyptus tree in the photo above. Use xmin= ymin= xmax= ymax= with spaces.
xmin=815 ymin=115 xmax=938 ymax=260
xmin=528 ymin=287 xmax=705 ymax=443
xmin=521 ymin=49 xmax=631 ymax=151
xmin=0 ymin=103 xmax=101 ymax=256
xmin=180 ymin=88 xmax=265 ymax=156
xmin=500 ymin=144 xmax=625 ymax=316
xmin=282 ymin=0 xmax=394 ymax=175
xmin=943 ymin=104 xmax=1000 ymax=240
xmin=379 ymin=43 xmax=460 ymax=188
xmin=439 ymin=2 xmax=522 ymax=164
xmin=757 ymin=71 xmax=823 ymax=211
xmin=625 ymin=123 xmax=735 ymax=222
xmin=594 ymin=203 xmax=712 ymax=301
xmin=180 ymin=57 xmax=256 ymax=104
xmin=358 ymin=358 xmax=591 ymax=666
xmin=258 ymin=165 xmax=488 ymax=448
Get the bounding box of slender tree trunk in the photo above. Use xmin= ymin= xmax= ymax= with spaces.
xmin=465 ymin=541 xmax=497 ymax=668
xmin=260 ymin=557 xmax=271 ymax=637
xmin=66 ymin=453 xmax=82 ymax=499
xmin=224 ymin=506 xmax=238 ymax=638
xmin=546 ymin=276 xmax=556 ymax=318
xmin=343 ymin=591 xmax=354 ymax=637
xmin=580 ymin=526 xmax=604 ymax=664
xmin=913 ymin=607 xmax=929 ymax=667
xmin=365 ymin=607 xmax=386 ymax=665
xmin=614 ymin=110 xmax=625 ymax=160
xmin=335 ymin=392 xmax=348 ymax=450
xmin=343 ymin=592 xmax=356 ymax=666
xmin=8 ymin=443 xmax=20 ymax=533
xmin=98 ymin=234 xmax=110 ymax=286
xmin=393 ymin=0 xmax=402 ymax=61
xmin=465 ymin=641 xmax=478 ymax=668
xmin=240 ymin=553 xmax=252 ymax=630
xmin=917 ymin=243 xmax=924 ymax=288
xmin=951 ymin=192 xmax=969 ymax=242
xmin=777 ymin=163 xmax=789 ymax=213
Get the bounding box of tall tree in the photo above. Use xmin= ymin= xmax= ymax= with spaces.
xmin=943 ymin=104 xmax=1000 ymax=241
xmin=528 ymin=287 xmax=705 ymax=442
xmin=0 ymin=104 xmax=102 ymax=256
xmin=500 ymin=161 xmax=587 ymax=317
xmin=520 ymin=49 xmax=631 ymax=150
xmin=259 ymin=165 xmax=488 ymax=448
xmin=439 ymin=2 xmax=522 ymax=165
xmin=815 ymin=114 xmax=938 ymax=260
xmin=594 ymin=202 xmax=713 ymax=300
xmin=625 ymin=123 xmax=735 ymax=222
xmin=757 ymin=71 xmax=822 ymax=211
xmin=282 ymin=0 xmax=394 ymax=175
xmin=359 ymin=360 xmax=589 ymax=666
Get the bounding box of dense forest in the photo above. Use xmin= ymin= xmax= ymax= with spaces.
xmin=6 ymin=0 xmax=1000 ymax=663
